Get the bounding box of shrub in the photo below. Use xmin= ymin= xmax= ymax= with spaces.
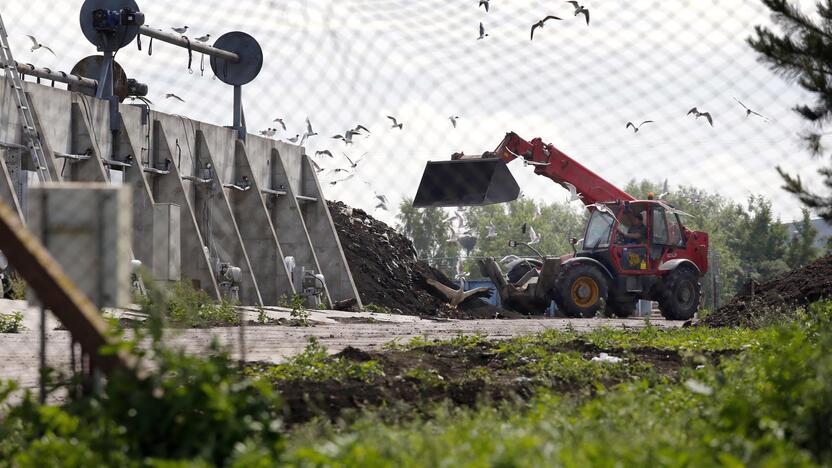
xmin=0 ymin=311 xmax=24 ymax=333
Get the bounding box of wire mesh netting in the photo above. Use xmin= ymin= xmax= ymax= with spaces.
xmin=1 ymin=0 xmax=830 ymax=312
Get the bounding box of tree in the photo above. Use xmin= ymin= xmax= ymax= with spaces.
xmin=787 ymin=208 xmax=820 ymax=268
xmin=749 ymin=0 xmax=832 ymax=221
xmin=728 ymin=196 xmax=790 ymax=286
xmin=396 ymin=198 xmax=459 ymax=263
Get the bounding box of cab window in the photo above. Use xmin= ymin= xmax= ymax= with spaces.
xmin=652 ymin=207 xmax=669 ymax=245
xmin=584 ymin=210 xmax=614 ymax=249
xmin=667 ymin=213 xmax=685 ymax=247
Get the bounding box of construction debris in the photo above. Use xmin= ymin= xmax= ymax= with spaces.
xmin=700 ymin=254 xmax=832 ymax=328
xmin=328 ymin=201 xmax=516 ymax=319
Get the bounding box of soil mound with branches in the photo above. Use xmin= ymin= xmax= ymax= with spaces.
xmin=700 ymin=254 xmax=832 ymax=328
xmin=328 ymin=201 xmax=517 ymax=319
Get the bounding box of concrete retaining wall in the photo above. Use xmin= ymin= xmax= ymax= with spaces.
xmin=0 ymin=78 xmax=361 ymax=308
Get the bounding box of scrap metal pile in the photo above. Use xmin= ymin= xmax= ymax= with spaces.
xmin=701 ymin=254 xmax=832 ymax=328
xmin=328 ymin=201 xmax=513 ymax=319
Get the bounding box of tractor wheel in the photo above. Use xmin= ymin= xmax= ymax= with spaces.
xmin=558 ymin=264 xmax=608 ymax=318
xmin=659 ymin=268 xmax=700 ymax=320
xmin=607 ymin=300 xmax=637 ymax=318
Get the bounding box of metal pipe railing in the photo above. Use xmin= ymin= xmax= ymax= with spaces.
xmin=138 ymin=26 xmax=240 ymax=63
xmin=15 ymin=62 xmax=98 ymax=89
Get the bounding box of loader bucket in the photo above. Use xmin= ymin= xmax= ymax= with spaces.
xmin=412 ymin=159 xmax=520 ymax=208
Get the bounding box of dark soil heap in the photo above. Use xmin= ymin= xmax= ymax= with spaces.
xmin=701 ymin=254 xmax=832 ymax=328
xmin=328 ymin=201 xmax=513 ymax=319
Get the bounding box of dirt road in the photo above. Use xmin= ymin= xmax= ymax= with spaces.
xmin=0 ymin=300 xmax=680 ymax=397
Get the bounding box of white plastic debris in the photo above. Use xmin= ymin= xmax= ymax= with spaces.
xmin=684 ymin=379 xmax=714 ymax=396
xmin=591 ymin=352 xmax=623 ymax=364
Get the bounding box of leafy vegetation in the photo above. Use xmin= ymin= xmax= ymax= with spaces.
xmin=0 ymin=310 xmax=23 ymax=333
xmin=246 ymin=338 xmax=384 ymax=384
xmin=281 ymin=302 xmax=832 ymax=466
xmin=140 ymin=280 xmax=239 ymax=328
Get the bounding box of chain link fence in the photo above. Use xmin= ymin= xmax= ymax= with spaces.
xmin=0 ymin=0 xmax=830 ymax=314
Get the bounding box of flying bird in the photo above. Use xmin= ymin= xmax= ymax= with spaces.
xmin=315 ymin=150 xmax=334 ymax=158
xmin=626 ymin=120 xmax=654 ymax=133
xmin=486 ymin=224 xmax=498 ymax=239
xmin=566 ymin=1 xmax=590 ymax=25
xmin=732 ymin=97 xmax=768 ymax=120
xmin=449 ymin=116 xmax=460 ymax=128
xmin=425 ymin=276 xmax=490 ymax=309
xmin=450 ymin=210 xmax=465 ymax=229
xmin=272 ymin=118 xmax=286 ymax=130
xmin=343 ymin=152 xmax=369 ymax=170
xmin=332 ymin=133 xmax=354 ymax=145
xmin=658 ymin=179 xmax=670 ymax=199
xmin=563 ymin=182 xmax=583 ymax=202
xmin=687 ymin=107 xmax=713 ymax=126
xmin=530 ymin=16 xmax=562 ymax=40
xmin=478 ymin=22 xmax=488 ymax=40
xmin=164 ymin=93 xmax=185 ymax=102
xmin=352 ymin=124 xmax=371 ymax=134
xmin=195 ymin=34 xmax=211 ymax=43
xmin=528 ymin=225 xmax=541 ymax=245
xmin=387 ymin=116 xmax=404 ymax=129
xmin=259 ymin=128 xmax=277 ymax=138
xmin=310 ymin=159 xmax=324 ymax=173
xmin=305 ymin=117 xmax=315 ymax=135
xmin=479 ymin=0 xmax=489 ymax=12
xmin=171 ymin=26 xmax=189 ymax=34
xmin=26 ymin=35 xmax=54 ymax=55
xmin=376 ymin=194 xmax=388 ymax=204
xmin=375 ymin=202 xmax=389 ymax=212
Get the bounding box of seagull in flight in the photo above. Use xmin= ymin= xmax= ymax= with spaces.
xmin=479 ymin=0 xmax=489 ymax=12
xmin=486 ymin=224 xmax=498 ymax=239
xmin=449 ymin=116 xmax=460 ymax=128
xmin=658 ymin=179 xmax=670 ymax=199
xmin=478 ymin=22 xmax=489 ymax=40
xmin=272 ymin=118 xmax=286 ymax=130
xmin=332 ymin=132 xmax=355 ymax=145
xmin=165 ymin=93 xmax=185 ymax=102
xmin=315 ymin=150 xmax=334 ymax=158
xmin=375 ymin=201 xmax=389 ymax=212
xmin=566 ymin=1 xmax=590 ymax=25
xmin=352 ymin=124 xmax=371 ymax=135
xmin=563 ymin=182 xmax=582 ymax=202
xmin=530 ymin=16 xmax=562 ymax=40
xmin=387 ymin=116 xmax=404 ymax=129
xmin=732 ymin=97 xmax=768 ymax=121
xmin=528 ymin=225 xmax=541 ymax=245
xmin=626 ymin=120 xmax=654 ymax=133
xmin=687 ymin=107 xmax=713 ymax=126
xmin=343 ymin=152 xmax=369 ymax=170
xmin=376 ymin=194 xmax=388 ymax=204
xmin=26 ymin=35 xmax=55 ymax=55
xmin=171 ymin=26 xmax=189 ymax=34
xmin=195 ymin=34 xmax=211 ymax=43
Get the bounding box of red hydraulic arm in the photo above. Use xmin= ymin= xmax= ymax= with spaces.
xmin=476 ymin=132 xmax=634 ymax=206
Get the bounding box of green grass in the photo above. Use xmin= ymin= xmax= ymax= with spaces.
xmin=279 ymin=302 xmax=832 ymax=466
xmin=141 ymin=280 xmax=239 ymax=328
xmin=0 ymin=311 xmax=24 ymax=333
xmin=246 ymin=338 xmax=384 ymax=384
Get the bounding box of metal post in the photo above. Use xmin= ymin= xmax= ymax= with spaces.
xmin=95 ymin=51 xmax=113 ymax=99
xmin=233 ymin=85 xmax=243 ymax=140
xmin=15 ymin=63 xmax=98 ymax=89
xmin=138 ymin=26 xmax=240 ymax=62
xmin=39 ymin=305 xmax=46 ymax=404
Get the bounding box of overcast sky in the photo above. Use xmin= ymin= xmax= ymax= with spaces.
xmin=5 ymin=0 xmax=829 ymax=225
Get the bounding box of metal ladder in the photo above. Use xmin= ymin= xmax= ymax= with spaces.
xmin=0 ymin=11 xmax=52 ymax=183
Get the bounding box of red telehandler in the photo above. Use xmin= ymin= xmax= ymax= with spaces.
xmin=413 ymin=132 xmax=709 ymax=320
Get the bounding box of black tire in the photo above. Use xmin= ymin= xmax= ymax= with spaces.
xmin=659 ymin=268 xmax=701 ymax=320
xmin=607 ymin=300 xmax=637 ymax=318
xmin=557 ymin=264 xmax=608 ymax=318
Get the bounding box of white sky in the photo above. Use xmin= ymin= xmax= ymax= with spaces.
xmin=4 ymin=0 xmax=829 ymax=225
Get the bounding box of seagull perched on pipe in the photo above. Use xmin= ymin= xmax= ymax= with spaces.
xmin=530 ymin=15 xmax=562 ymax=40
xmin=195 ymin=34 xmax=211 ymax=43
xmin=26 ymin=35 xmax=54 ymax=55
xmin=171 ymin=26 xmax=189 ymax=34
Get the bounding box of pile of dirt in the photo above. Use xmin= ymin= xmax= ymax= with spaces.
xmin=328 ymin=201 xmax=514 ymax=319
xmin=700 ymin=254 xmax=832 ymax=328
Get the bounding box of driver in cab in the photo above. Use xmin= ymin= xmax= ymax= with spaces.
xmin=617 ymin=212 xmax=647 ymax=245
